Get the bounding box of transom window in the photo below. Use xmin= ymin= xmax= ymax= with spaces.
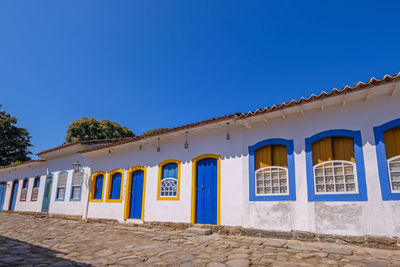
xmin=56 ymin=172 xmax=67 ymax=200
xmin=31 ymin=177 xmax=40 ymax=201
xmin=71 ymin=171 xmax=83 ymax=201
xmin=384 ymin=126 xmax=400 ymax=193
xmin=312 ymin=137 xmax=357 ymax=194
xmin=20 ymin=179 xmax=29 ymax=201
xmin=255 ymin=145 xmax=288 ymax=196
xmin=160 ymin=163 xmax=178 ymax=197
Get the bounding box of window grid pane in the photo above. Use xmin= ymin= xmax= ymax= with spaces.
xmin=388 ymin=156 xmax=400 ymax=192
xmin=21 ymin=188 xmax=27 ymax=201
xmin=255 ymin=167 xmax=288 ymax=196
xmin=31 ymin=188 xmax=39 ymax=201
xmin=314 ymin=161 xmax=357 ymax=194
xmin=160 ymin=178 xmax=177 ymax=197
xmin=71 ymin=186 xmax=81 ymax=200
xmin=57 ymin=172 xmax=67 ymax=200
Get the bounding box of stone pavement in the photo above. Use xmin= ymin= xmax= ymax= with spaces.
xmin=0 ymin=213 xmax=399 ymax=267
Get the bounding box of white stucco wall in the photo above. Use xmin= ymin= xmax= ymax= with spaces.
xmin=0 ymin=89 xmax=399 ymax=238
xmin=241 ymin=93 xmax=400 ymax=237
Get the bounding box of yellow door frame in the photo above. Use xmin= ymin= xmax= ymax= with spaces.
xmin=124 ymin=166 xmax=147 ymax=220
xmin=190 ymin=154 xmax=221 ymax=225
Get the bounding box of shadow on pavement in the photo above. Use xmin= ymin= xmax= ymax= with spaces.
xmin=0 ymin=235 xmax=90 ymax=266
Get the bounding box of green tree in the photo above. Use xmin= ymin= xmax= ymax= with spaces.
xmin=142 ymin=128 xmax=168 ymax=135
xmin=0 ymin=105 xmax=32 ymax=166
xmin=65 ymin=117 xmax=135 ymax=143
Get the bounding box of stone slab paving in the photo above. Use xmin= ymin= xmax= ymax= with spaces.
xmin=0 ymin=213 xmax=399 ymax=267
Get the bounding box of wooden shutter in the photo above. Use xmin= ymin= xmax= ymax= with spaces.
xmin=59 ymin=173 xmax=67 ymax=187
xmin=384 ymin=126 xmax=400 ymax=159
xmin=73 ymin=172 xmax=83 ymax=186
xmin=255 ymin=145 xmax=287 ymax=169
xmin=313 ymin=137 xmax=354 ymax=165
xmin=272 ymin=145 xmax=288 ymax=168
xmin=255 ymin=146 xmax=272 ymax=170
xmin=332 ymin=137 xmax=355 ymax=162
xmin=312 ymin=137 xmax=333 ymax=165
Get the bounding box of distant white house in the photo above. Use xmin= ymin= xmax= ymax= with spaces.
xmin=1 ymin=72 xmax=399 ymax=239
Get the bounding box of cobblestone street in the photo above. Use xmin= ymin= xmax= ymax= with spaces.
xmin=0 ymin=213 xmax=399 ymax=267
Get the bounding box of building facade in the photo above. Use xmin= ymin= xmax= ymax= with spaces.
xmin=0 ymin=73 xmax=399 ymax=239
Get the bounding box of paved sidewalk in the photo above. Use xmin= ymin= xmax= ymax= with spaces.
xmin=0 ymin=213 xmax=399 ymax=266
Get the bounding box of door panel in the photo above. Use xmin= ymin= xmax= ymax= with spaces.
xmin=41 ymin=175 xmax=53 ymax=212
xmin=0 ymin=183 xmax=6 ymax=211
xmin=9 ymin=181 xmax=19 ymax=211
xmin=129 ymin=170 xmax=144 ymax=219
xmin=196 ymin=158 xmax=217 ymax=224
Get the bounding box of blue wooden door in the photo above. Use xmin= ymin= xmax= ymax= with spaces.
xmin=9 ymin=180 xmax=18 ymax=211
xmin=196 ymin=158 xmax=218 ymax=224
xmin=129 ymin=170 xmax=144 ymax=219
xmin=0 ymin=183 xmax=6 ymax=211
xmin=41 ymin=175 xmax=53 ymax=212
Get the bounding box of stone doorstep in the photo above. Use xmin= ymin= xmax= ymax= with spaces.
xmin=2 ymin=210 xmax=400 ymax=250
xmin=187 ymin=227 xmax=212 ymax=235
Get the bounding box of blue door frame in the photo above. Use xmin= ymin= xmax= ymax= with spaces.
xmin=195 ymin=158 xmax=218 ymax=225
xmin=0 ymin=183 xmax=6 ymax=211
xmin=129 ymin=170 xmax=144 ymax=219
xmin=9 ymin=180 xmax=18 ymax=211
xmin=41 ymin=174 xmax=53 ymax=212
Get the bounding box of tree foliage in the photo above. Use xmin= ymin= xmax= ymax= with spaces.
xmin=0 ymin=105 xmax=32 ymax=166
xmin=65 ymin=117 xmax=135 ymax=143
xmin=142 ymin=128 xmax=169 ymax=135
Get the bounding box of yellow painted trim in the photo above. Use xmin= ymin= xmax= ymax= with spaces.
xmin=157 ymin=159 xmax=181 ymax=201
xmin=89 ymin=171 xmax=106 ymax=202
xmin=105 ymin=169 xmax=125 ymax=203
xmin=190 ymin=154 xmax=221 ymax=225
xmin=124 ymin=166 xmax=147 ymax=221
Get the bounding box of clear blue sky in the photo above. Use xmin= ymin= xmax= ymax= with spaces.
xmin=1 ymin=1 xmax=399 ymax=158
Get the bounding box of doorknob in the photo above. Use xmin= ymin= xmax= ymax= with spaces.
xmin=201 ymin=185 xmax=204 ymax=190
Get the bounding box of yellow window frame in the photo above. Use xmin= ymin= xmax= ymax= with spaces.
xmin=157 ymin=159 xmax=181 ymax=201
xmin=190 ymin=154 xmax=221 ymax=225
xmin=105 ymin=169 xmax=125 ymax=203
xmin=89 ymin=171 xmax=106 ymax=202
xmin=124 ymin=166 xmax=147 ymax=220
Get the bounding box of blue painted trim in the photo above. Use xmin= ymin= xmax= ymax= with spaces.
xmin=305 ymin=129 xmax=368 ymax=201
xmin=248 ymin=138 xmax=296 ymax=201
xmin=70 ymin=170 xmax=84 ymax=201
xmin=55 ymin=171 xmax=68 ymax=201
xmin=373 ymin=118 xmax=400 ymax=200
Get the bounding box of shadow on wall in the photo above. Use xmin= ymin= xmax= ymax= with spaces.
xmin=0 ymin=235 xmax=90 ymax=266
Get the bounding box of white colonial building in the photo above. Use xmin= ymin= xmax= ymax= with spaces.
xmin=0 ymin=72 xmax=399 ymax=239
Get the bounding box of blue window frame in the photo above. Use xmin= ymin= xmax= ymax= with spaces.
xmin=70 ymin=170 xmax=83 ymax=201
xmin=249 ymin=138 xmax=296 ymax=201
xmin=56 ymin=171 xmax=68 ymax=201
xmin=305 ymin=129 xmax=368 ymax=201
xmin=373 ymin=118 xmax=400 ymax=200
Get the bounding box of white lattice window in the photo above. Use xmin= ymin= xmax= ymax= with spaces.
xmin=31 ymin=178 xmax=40 ymax=201
xmin=160 ymin=178 xmax=177 ymax=197
xmin=314 ymin=160 xmax=358 ymax=194
xmin=20 ymin=180 xmax=28 ymax=201
xmin=255 ymin=166 xmax=288 ymax=196
xmin=71 ymin=171 xmax=83 ymax=200
xmin=388 ymin=155 xmax=400 ymax=192
xmin=57 ymin=172 xmax=67 ymax=200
